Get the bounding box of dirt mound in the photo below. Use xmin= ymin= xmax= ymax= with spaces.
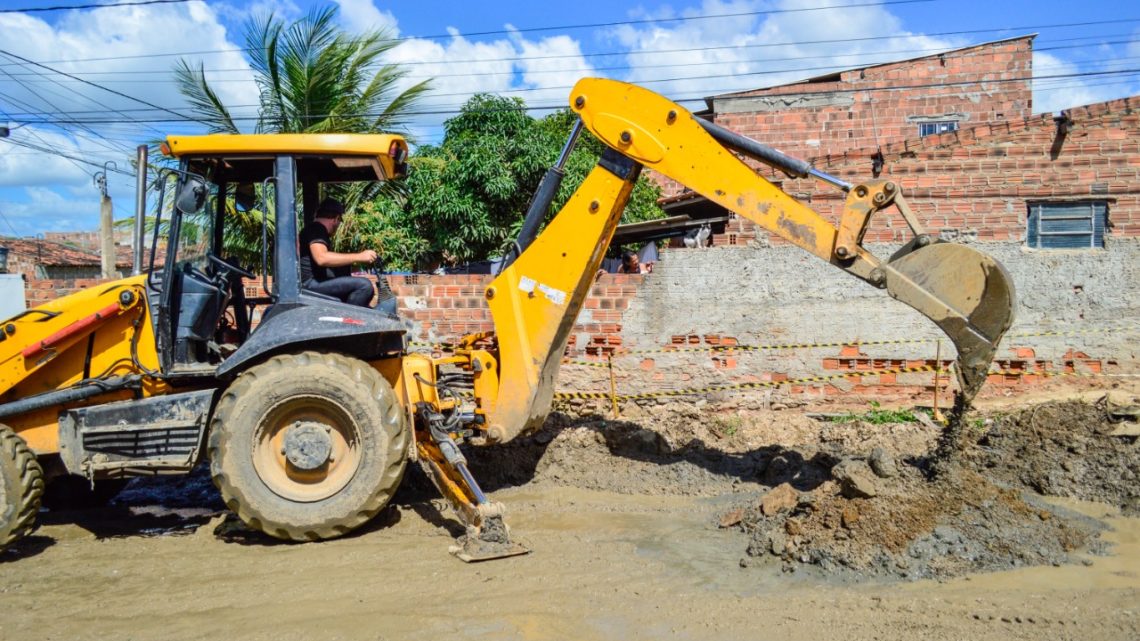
xmin=737 ymin=462 xmax=1104 ymax=580
xmin=965 ymin=400 xmax=1140 ymax=514
xmin=730 ymin=399 xmax=1134 ymax=580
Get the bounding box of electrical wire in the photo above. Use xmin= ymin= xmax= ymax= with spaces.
xmin=6 ymin=35 xmax=1132 ymax=86
xmin=14 ymin=66 xmax=1140 ymax=125
xmin=0 ymin=0 xmax=192 ymax=13
xmin=0 ymin=47 xmax=203 ymax=126
xmin=0 ymin=52 xmax=142 ymax=155
xmin=2 ymin=16 xmax=1135 ymax=69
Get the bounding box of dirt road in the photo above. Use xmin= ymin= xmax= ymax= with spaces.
xmin=2 ymin=395 xmax=1138 ymax=641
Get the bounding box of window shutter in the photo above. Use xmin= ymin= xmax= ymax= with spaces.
xmin=1027 ymin=201 xmax=1107 ymax=249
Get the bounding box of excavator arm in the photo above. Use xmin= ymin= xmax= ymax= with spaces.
xmin=468 ymin=78 xmax=1014 ymax=446
xmin=413 ymin=78 xmax=1015 ymax=560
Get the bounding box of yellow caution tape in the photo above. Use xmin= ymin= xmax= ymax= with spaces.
xmin=562 ymin=359 xmax=611 ymax=368
xmin=551 ymin=367 xmax=1138 ymax=402
xmin=554 ymin=365 xmax=941 ymax=401
xmin=614 ymin=337 xmax=928 ymax=355
xmin=409 ymin=325 xmax=1133 ymax=358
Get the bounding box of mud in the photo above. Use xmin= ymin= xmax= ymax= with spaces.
xmin=2 ymin=393 xmax=1139 ymax=640
xmin=731 ymin=399 xmax=1135 ymax=580
xmin=967 ymin=399 xmax=1140 ymax=514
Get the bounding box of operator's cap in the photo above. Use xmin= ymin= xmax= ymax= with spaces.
xmin=316 ymin=198 xmax=345 ymax=218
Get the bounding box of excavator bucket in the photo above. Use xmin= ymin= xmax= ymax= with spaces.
xmin=881 ymin=240 xmax=1016 ymax=401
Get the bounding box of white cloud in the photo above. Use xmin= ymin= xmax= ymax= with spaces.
xmin=1032 ymin=51 xmax=1130 ymax=113
xmin=378 ymin=29 xmax=594 ymax=142
xmin=608 ymin=0 xmax=958 ymax=102
xmin=511 ymin=32 xmax=596 ymax=110
xmin=335 ymin=0 xmax=399 ymax=34
xmin=0 ymin=1 xmax=256 ymax=234
xmin=0 ymin=187 xmax=104 ymax=236
xmin=0 ymin=128 xmax=93 ymax=188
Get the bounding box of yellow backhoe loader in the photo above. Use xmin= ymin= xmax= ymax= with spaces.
xmin=0 ymin=79 xmax=1014 ymax=559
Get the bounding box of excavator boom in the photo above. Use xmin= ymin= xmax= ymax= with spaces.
xmin=476 ymin=79 xmax=1015 ymax=446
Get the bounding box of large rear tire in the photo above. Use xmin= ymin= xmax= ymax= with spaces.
xmin=0 ymin=425 xmax=45 ymax=552
xmin=208 ymin=352 xmax=409 ymax=541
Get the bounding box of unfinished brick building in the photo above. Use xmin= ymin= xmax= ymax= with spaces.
xmin=709 ymin=35 xmax=1034 ymax=161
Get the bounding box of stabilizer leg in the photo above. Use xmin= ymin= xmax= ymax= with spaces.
xmin=417 ymin=405 xmax=529 ymax=562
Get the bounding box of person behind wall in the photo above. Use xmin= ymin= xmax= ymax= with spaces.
xmin=299 ymin=198 xmax=377 ymax=307
xmin=618 ymin=250 xmax=652 ymax=274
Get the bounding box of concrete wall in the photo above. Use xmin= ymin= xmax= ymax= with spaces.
xmin=602 ymin=239 xmax=1138 ymax=397
xmin=0 ymin=274 xmax=25 ymax=319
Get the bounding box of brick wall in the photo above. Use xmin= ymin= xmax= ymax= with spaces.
xmin=24 ymin=276 xmax=118 ymax=307
xmin=715 ymin=95 xmax=1140 ymax=247
xmin=710 ymin=36 xmax=1033 ymax=167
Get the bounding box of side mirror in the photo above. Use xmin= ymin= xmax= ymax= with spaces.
xmin=175 ymin=176 xmax=207 ymax=214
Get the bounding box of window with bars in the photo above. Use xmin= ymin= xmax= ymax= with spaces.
xmin=918 ymin=121 xmax=959 ymax=136
xmin=1026 ymin=201 xmax=1108 ymax=249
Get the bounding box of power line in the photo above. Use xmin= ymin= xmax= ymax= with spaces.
xmin=398 ymin=0 xmax=938 ymax=41
xmin=0 ymin=79 xmax=108 ymax=176
xmin=0 ymin=47 xmax=203 ymax=126
xmin=0 ymin=206 xmax=20 ymax=236
xmin=1 ymin=16 xmax=1135 ymax=69
xmin=5 ymin=34 xmax=1130 ymax=85
xmin=10 ymin=46 xmax=1137 ymax=104
xmin=3 ymin=36 xmax=1132 ymax=121
xmin=0 ymin=52 xmax=155 ymax=150
xmin=15 ymin=67 xmax=1140 ymax=125
xmin=0 ymin=0 xmax=191 ymax=14
xmin=0 ymin=135 xmax=135 ymax=176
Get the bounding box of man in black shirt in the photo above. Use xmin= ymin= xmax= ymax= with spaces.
xmin=299 ymin=198 xmax=376 ymax=307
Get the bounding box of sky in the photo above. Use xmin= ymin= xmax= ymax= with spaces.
xmin=0 ymin=0 xmax=1136 ymax=237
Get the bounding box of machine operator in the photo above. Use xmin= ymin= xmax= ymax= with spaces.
xmin=299 ymin=198 xmax=377 ymax=307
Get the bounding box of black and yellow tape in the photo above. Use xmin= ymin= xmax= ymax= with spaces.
xmin=554 ymin=365 xmax=941 ymax=401
xmin=409 ymin=325 xmax=1133 ymax=359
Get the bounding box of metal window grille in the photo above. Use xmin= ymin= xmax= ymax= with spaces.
xmin=918 ymin=121 xmax=959 ymax=136
xmin=1026 ymin=201 xmax=1108 ymax=249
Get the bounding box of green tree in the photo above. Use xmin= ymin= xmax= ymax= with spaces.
xmin=358 ymin=94 xmax=663 ymax=268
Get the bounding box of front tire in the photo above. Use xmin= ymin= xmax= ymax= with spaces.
xmin=208 ymin=352 xmax=409 ymax=541
xmin=0 ymin=425 xmax=45 ymax=552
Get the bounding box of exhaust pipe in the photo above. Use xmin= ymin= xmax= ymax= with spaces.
xmin=133 ymin=144 xmax=148 ymax=275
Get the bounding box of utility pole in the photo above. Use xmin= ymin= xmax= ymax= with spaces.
xmin=94 ymin=163 xmax=115 ymax=280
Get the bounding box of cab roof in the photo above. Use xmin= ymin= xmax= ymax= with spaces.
xmin=165 ymin=133 xmax=409 ymax=182
xmin=165 ymin=133 xmax=407 ymax=157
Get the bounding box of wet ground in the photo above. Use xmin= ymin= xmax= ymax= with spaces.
xmin=1 ymin=390 xmax=1138 ymax=641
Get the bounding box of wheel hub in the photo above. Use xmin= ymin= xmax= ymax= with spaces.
xmin=282 ymin=422 xmax=333 ymax=471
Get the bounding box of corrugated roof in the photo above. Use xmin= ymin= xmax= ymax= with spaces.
xmin=0 ymin=237 xmax=136 ymax=267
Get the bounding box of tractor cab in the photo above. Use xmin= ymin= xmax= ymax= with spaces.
xmin=143 ymin=134 xmax=410 ymax=377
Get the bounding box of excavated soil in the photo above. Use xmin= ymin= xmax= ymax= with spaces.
xmin=2 ymin=393 xmax=1139 ymax=640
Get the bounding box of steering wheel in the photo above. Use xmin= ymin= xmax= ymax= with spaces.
xmin=207 ymin=253 xmax=255 ymax=280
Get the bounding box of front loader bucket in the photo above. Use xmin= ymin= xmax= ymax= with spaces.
xmin=882 ymin=241 xmax=1016 ymax=401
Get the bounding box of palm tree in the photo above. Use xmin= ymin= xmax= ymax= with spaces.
xmin=175 ymin=5 xmax=430 ymax=135
xmin=170 ymin=5 xmax=430 ymax=266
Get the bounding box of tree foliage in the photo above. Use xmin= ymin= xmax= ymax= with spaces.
xmin=171 ymin=4 xmax=429 ymax=268
xmin=350 ymin=94 xmax=664 ymax=269
xmin=175 ymin=5 xmax=429 ymax=136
